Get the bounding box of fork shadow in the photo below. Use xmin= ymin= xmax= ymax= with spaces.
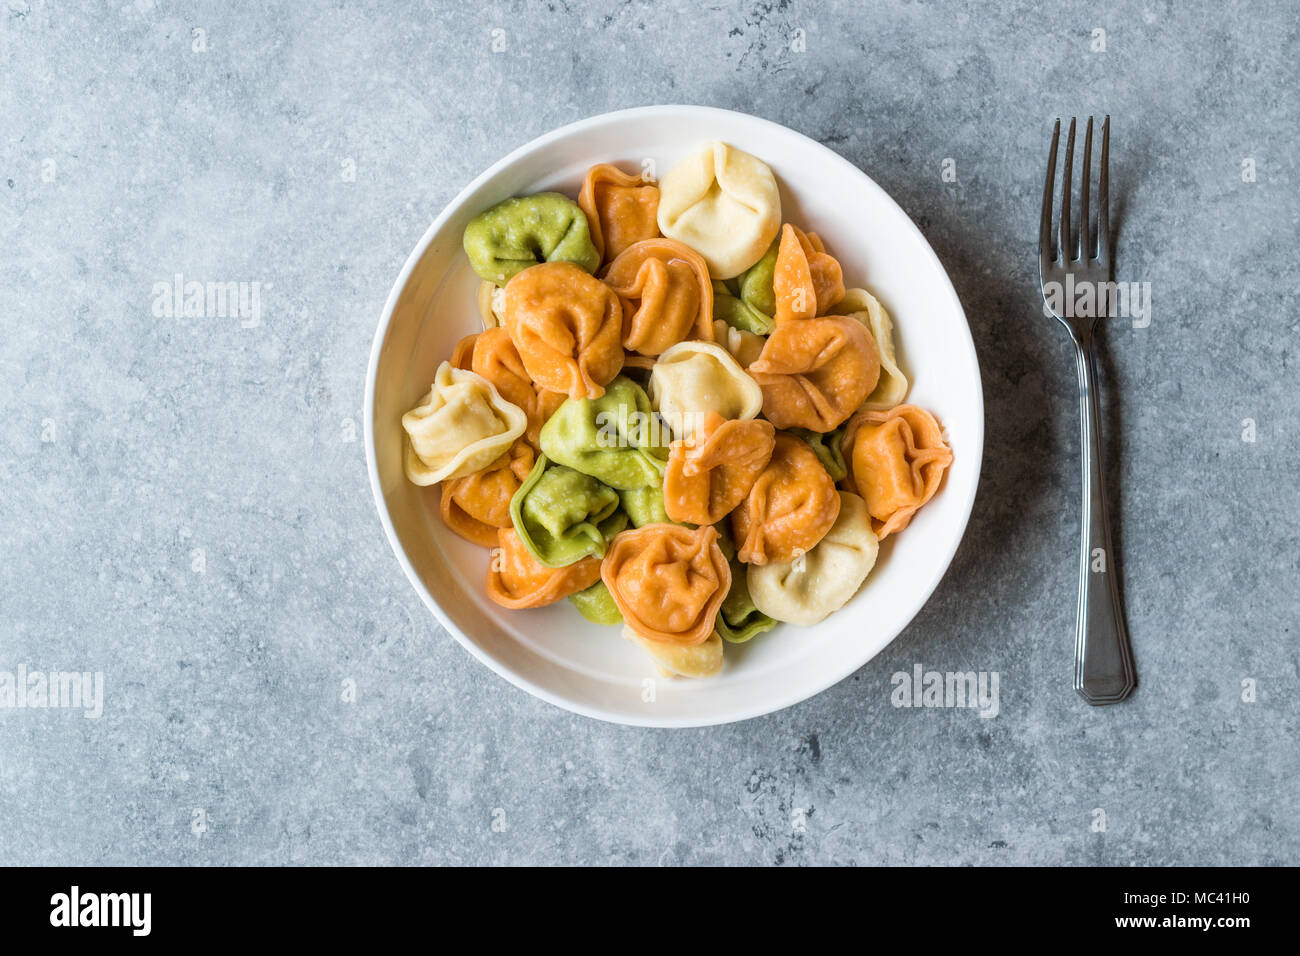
xmin=1093 ymin=309 xmax=1136 ymax=687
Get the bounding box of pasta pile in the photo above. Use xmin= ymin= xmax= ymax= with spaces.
xmin=402 ymin=141 xmax=954 ymax=679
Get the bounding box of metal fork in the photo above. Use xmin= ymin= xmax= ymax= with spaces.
xmin=1039 ymin=116 xmax=1136 ymax=705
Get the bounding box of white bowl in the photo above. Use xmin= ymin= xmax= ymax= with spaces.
xmin=365 ymin=106 xmax=983 ymax=727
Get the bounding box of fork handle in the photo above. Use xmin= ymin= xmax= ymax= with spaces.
xmin=1073 ymin=334 xmax=1136 ymax=704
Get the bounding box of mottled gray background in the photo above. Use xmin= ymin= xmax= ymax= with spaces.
xmin=1 ymin=0 xmax=1296 ymax=866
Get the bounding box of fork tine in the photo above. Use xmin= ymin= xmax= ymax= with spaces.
xmin=1098 ymin=115 xmax=1110 ymax=268
xmin=1040 ymin=119 xmax=1060 ymax=262
xmin=1059 ymin=117 xmax=1076 ymax=261
xmin=1080 ymin=117 xmax=1093 ymax=260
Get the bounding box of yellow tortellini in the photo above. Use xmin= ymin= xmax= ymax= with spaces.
xmin=839 ymin=288 xmax=908 ymax=410
xmin=747 ymin=491 xmax=879 ymax=625
xmin=648 ymin=341 xmax=763 ymax=440
xmin=711 ymin=319 xmax=766 ymax=369
xmin=656 ymin=142 xmax=782 ymax=279
xmin=622 ymin=625 xmax=724 ymax=679
xmin=476 ymin=280 xmax=506 ymax=330
xmin=402 ymin=361 xmax=527 ymax=485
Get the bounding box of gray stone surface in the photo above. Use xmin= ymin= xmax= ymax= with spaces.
xmin=1 ymin=0 xmax=1296 ymax=866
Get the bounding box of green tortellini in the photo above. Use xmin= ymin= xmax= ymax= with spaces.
xmin=568 ymin=581 xmax=624 ymax=626
xmin=714 ymin=526 xmax=777 ymax=644
xmin=789 ymin=426 xmax=848 ymax=482
xmin=733 ymin=238 xmax=780 ymax=330
xmin=509 ymin=455 xmax=628 ymax=567
xmin=539 ymin=377 xmax=670 ymax=490
xmin=463 ymin=192 xmax=601 ymax=282
xmin=619 ymin=485 xmax=674 ymax=528
xmin=711 ymin=279 xmax=773 ymax=335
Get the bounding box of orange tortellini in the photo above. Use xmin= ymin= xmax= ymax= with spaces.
xmin=601 ymin=524 xmax=731 ymax=646
xmin=450 ymin=332 xmax=478 ymax=370
xmin=843 ymin=404 xmax=953 ymax=539
xmin=603 ymin=238 xmax=714 ymax=357
xmin=730 ymin=432 xmax=841 ymax=566
xmin=470 ymin=327 xmax=566 ymax=449
xmin=486 ymin=527 xmax=603 ymax=609
xmin=504 ymin=261 xmax=625 ymax=399
xmin=577 ymin=163 xmax=661 ymax=264
xmin=748 ymin=316 xmax=880 ymax=432
xmin=440 ymin=440 xmax=535 ymax=547
xmin=744 ymin=224 xmax=877 ymax=431
xmin=771 ymin=223 xmax=845 ymax=323
xmin=663 ymin=412 xmax=775 ymax=526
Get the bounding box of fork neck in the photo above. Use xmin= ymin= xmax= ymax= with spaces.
xmin=1066 ymin=319 xmax=1098 ymax=352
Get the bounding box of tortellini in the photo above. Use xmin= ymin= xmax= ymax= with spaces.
xmin=539 ymin=376 xmax=669 ymax=490
xmin=731 ymin=432 xmax=840 ymax=566
xmin=618 ymin=485 xmax=674 ymax=528
xmin=402 ymin=362 xmax=528 ymax=486
xmin=713 ymin=527 xmax=777 ymax=644
xmin=577 ymin=163 xmax=661 ymax=264
xmin=569 ymin=580 xmax=623 ymax=625
xmin=663 ymin=412 xmax=775 ymax=526
xmin=601 ymin=524 xmax=731 ymax=646
xmin=839 ymin=287 xmax=908 ymax=410
xmin=509 ymin=455 xmax=628 ymax=566
xmin=476 ymin=280 xmax=507 ymax=330
xmin=788 ymin=426 xmax=848 ymax=482
xmin=712 ymin=278 xmax=773 ymax=335
xmin=504 ymin=261 xmax=625 ymax=400
xmin=648 ymin=340 xmax=763 ymax=440
xmin=748 ymin=316 xmax=880 ymax=432
xmin=604 ymin=238 xmax=715 ymax=357
xmin=711 ymin=319 xmax=767 ymax=368
xmin=463 ymin=192 xmax=600 ymax=282
xmin=486 ymin=528 xmax=603 ymax=609
xmin=732 ymin=240 xmax=779 ymax=328
xmin=844 ymin=404 xmax=953 ymax=539
xmin=748 ymin=492 xmax=879 ymax=625
xmin=623 ymin=625 xmax=724 ymax=679
xmin=450 ymin=332 xmax=478 ymax=370
xmin=656 ymin=141 xmax=782 ymax=279
xmin=471 ymin=327 xmax=566 ymax=450
xmin=770 ymin=223 xmax=845 ymax=322
xmin=440 ymin=440 xmax=535 ymax=547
